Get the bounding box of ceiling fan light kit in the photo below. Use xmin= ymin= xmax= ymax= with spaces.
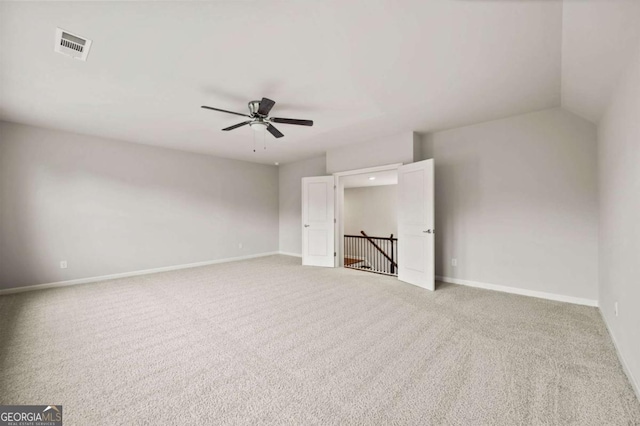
xmin=250 ymin=121 xmax=268 ymax=132
xmin=201 ymin=97 xmax=314 ymax=148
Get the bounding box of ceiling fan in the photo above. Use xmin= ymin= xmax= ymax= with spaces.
xmin=201 ymin=97 xmax=313 ymax=138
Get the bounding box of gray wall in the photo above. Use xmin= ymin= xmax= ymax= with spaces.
xmin=344 ymin=186 xmax=397 ymax=237
xmin=0 ymin=121 xmax=279 ymax=289
xmin=598 ymin=43 xmax=640 ymax=395
xmin=422 ymin=108 xmax=598 ymax=301
xmin=278 ymin=155 xmax=326 ymax=255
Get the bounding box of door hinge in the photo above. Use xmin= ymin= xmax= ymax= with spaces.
xmin=334 ymin=185 xmax=336 ymax=189
xmin=334 ymin=252 xmax=336 ymax=257
xmin=334 ymin=218 xmax=336 ymax=223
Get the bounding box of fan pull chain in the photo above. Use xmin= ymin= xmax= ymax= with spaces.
xmin=253 ymin=131 xmax=256 ymax=153
xmin=263 ymin=129 xmax=266 ymax=150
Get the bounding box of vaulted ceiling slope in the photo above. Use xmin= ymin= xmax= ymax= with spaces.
xmin=562 ymin=0 xmax=640 ymax=123
xmin=2 ymin=1 xmax=633 ymax=165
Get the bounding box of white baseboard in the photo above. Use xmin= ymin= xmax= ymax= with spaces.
xmin=0 ymin=252 xmax=279 ymax=296
xmin=601 ymin=313 xmax=640 ymax=401
xmin=435 ymin=275 xmax=598 ymax=307
xmin=278 ymin=251 xmax=302 ymax=258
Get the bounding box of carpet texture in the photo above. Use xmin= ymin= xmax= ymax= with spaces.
xmin=0 ymin=255 xmax=638 ymax=425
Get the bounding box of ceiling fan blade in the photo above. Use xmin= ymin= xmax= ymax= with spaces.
xmin=267 ymin=124 xmax=284 ymax=138
xmin=271 ymin=117 xmax=313 ymax=126
xmin=201 ymin=106 xmax=250 ymax=118
xmin=257 ymin=98 xmax=276 ymax=116
xmin=222 ymin=121 xmax=252 ymax=131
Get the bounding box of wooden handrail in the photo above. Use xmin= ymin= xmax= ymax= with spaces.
xmin=360 ymin=231 xmax=398 ymax=268
xmin=344 ymin=234 xmax=397 ymax=241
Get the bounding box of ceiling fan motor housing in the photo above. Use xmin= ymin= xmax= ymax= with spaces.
xmin=248 ymin=100 xmax=262 ymax=117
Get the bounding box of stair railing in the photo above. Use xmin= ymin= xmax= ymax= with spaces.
xmin=344 ymin=231 xmax=398 ymax=276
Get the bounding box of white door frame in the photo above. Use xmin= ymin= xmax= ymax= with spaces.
xmin=333 ymin=163 xmax=403 ymax=268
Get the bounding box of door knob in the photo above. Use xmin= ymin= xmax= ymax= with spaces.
xmin=424 ymin=229 xmax=433 ymax=233
xmin=304 ymin=224 xmax=310 ymax=228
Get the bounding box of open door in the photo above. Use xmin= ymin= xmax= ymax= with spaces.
xmin=302 ymin=176 xmax=335 ymax=267
xmin=397 ymin=159 xmax=435 ymax=290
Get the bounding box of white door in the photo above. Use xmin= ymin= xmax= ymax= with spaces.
xmin=302 ymin=176 xmax=335 ymax=267
xmin=398 ymin=159 xmax=435 ymax=290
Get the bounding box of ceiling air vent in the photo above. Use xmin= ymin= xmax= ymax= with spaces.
xmin=54 ymin=28 xmax=92 ymax=61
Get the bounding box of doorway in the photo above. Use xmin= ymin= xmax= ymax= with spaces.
xmin=302 ymin=160 xmax=435 ymax=291
xmin=342 ymin=169 xmax=398 ymax=276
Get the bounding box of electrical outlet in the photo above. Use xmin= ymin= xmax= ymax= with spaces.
xmin=451 ymin=258 xmax=457 ymax=267
xmin=238 ymin=243 xmax=243 ymax=249
xmin=614 ymin=302 xmax=619 ymax=317
xmin=60 ymin=261 xmax=67 ymax=269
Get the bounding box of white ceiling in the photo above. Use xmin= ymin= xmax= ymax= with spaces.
xmin=0 ymin=0 xmax=563 ymax=164
xmin=561 ymin=0 xmax=640 ymax=122
xmin=2 ymin=1 xmax=634 ymax=165
xmin=343 ymin=170 xmax=398 ymax=189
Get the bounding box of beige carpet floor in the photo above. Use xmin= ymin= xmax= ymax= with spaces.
xmin=1 ymin=255 xmax=639 ymax=425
